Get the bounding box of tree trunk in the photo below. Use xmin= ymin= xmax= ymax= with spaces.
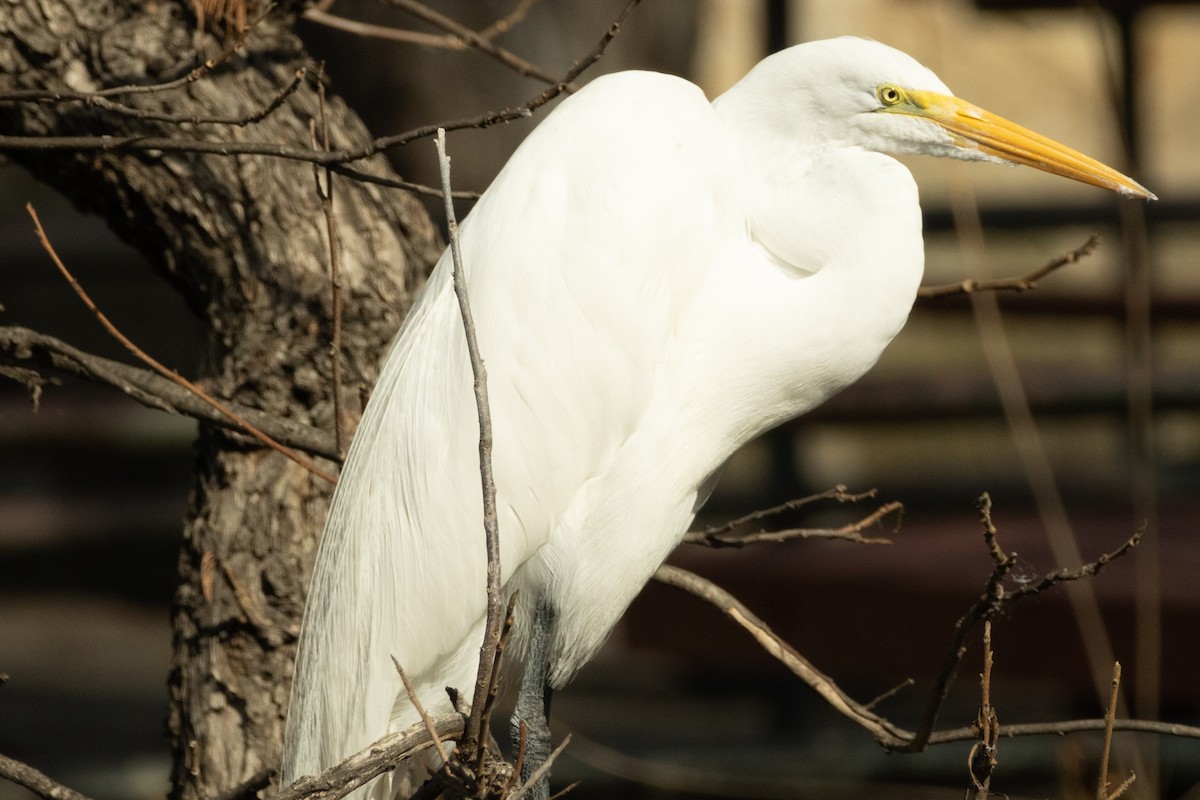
xmin=0 ymin=3 xmax=441 ymax=798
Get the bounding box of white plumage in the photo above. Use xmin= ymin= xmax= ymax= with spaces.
xmin=281 ymin=37 xmax=1150 ymax=798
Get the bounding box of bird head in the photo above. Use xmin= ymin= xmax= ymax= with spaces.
xmin=720 ymin=36 xmax=1155 ymax=200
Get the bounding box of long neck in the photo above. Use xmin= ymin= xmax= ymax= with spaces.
xmin=664 ymin=117 xmax=927 ymax=465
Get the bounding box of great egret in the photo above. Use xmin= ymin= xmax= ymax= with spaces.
xmin=280 ymin=36 xmax=1151 ymax=798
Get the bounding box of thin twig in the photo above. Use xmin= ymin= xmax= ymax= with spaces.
xmin=435 ymin=128 xmax=502 ymax=767
xmin=930 ymin=718 xmax=1200 ymax=744
xmin=918 ymin=234 xmax=1100 ymax=299
xmin=303 ymin=0 xmax=539 ymax=51
xmin=507 ymin=735 xmax=572 ymax=800
xmin=478 ymin=591 xmax=521 ymax=763
xmin=0 ymin=0 xmax=641 ymax=165
xmin=1106 ymin=772 xmax=1138 ymax=800
xmin=0 ymin=325 xmax=340 ymax=460
xmin=328 ymin=162 xmax=480 ymax=199
xmin=967 ymin=621 xmax=999 ymax=799
xmin=209 ymin=769 xmax=274 ymax=800
xmin=479 ymin=0 xmax=540 ymax=40
xmin=652 ymin=563 xmax=911 ymax=746
xmin=863 ymin=678 xmax=915 ymax=712
xmin=303 ymin=9 xmax=464 ymax=47
xmin=386 ymin=0 xmax=563 ymax=86
xmin=77 ymin=67 xmax=306 ymax=127
xmin=512 ymin=721 xmax=529 ymax=794
xmin=661 ymin=493 xmax=1152 ymax=757
xmin=311 ymin=70 xmax=347 ymax=459
xmin=25 ymin=205 xmax=338 ymax=484
xmin=685 ymin=498 xmax=901 ymax=548
xmin=687 ymin=485 xmax=880 ymax=538
xmin=272 ymin=713 xmax=465 ymax=800
xmin=944 ymin=177 xmax=1125 ymax=731
xmin=392 ymin=657 xmax=451 ymax=765
xmin=0 ymin=49 xmax=223 ymax=104
xmin=1097 ymin=662 xmax=1134 ymax=800
xmin=0 ymin=752 xmax=94 ymax=800
xmin=902 ymin=495 xmax=1140 ymax=754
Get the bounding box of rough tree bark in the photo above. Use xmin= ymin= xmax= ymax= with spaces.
xmin=0 ymin=2 xmax=441 ymax=798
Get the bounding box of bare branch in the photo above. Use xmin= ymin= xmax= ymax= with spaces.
xmin=302 ymin=9 xmax=465 ymax=48
xmin=506 ymin=734 xmax=572 ymax=800
xmin=479 ymin=0 xmax=540 ymax=40
xmin=966 ymin=622 xmax=999 ymax=799
xmin=1097 ymin=662 xmax=1134 ymax=800
xmin=659 ymin=494 xmax=1166 ymax=760
xmin=927 ymin=717 xmax=1200 ymax=745
xmin=435 ymin=128 xmax=503 ymax=767
xmin=303 ymin=0 xmax=541 ymax=57
xmin=901 ymin=494 xmax=1142 ymax=753
xmin=652 ymin=563 xmax=911 ymax=746
xmin=0 ymin=1 xmax=642 ymax=168
xmin=384 ymin=0 xmax=563 ymax=87
xmin=310 ymin=72 xmax=348 ymax=460
xmin=328 ymin=162 xmax=481 ymax=199
xmin=917 ymin=234 xmax=1100 ymax=299
xmin=393 ymin=658 xmax=451 ymax=766
xmin=73 ymin=67 xmax=307 ymax=127
xmin=0 ymin=325 xmax=340 ymax=460
xmin=0 ymin=753 xmax=94 ymax=800
xmin=687 ymin=486 xmax=881 ymax=537
xmin=685 ymin=495 xmax=901 ymax=548
xmin=210 ymin=769 xmax=274 ymax=800
xmin=24 ymin=205 xmax=339 ymax=484
xmin=272 ymin=714 xmax=465 ymax=800
xmin=0 ymin=25 xmax=245 ymax=102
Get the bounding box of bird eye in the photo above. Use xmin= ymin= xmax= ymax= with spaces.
xmin=877 ymin=84 xmax=904 ymax=106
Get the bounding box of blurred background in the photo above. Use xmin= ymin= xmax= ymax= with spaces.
xmin=1 ymin=1 xmax=1198 ymax=797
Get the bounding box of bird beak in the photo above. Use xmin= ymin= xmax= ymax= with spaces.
xmin=902 ymin=89 xmax=1156 ymax=200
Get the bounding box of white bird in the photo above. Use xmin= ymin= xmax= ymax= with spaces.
xmin=281 ymin=36 xmax=1151 ymax=799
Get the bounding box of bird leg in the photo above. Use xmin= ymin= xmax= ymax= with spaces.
xmin=511 ymin=597 xmax=555 ymax=800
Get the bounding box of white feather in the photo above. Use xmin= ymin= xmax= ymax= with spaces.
xmin=281 ymin=35 xmax=1142 ymax=797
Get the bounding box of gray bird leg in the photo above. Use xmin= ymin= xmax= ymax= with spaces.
xmin=511 ymin=597 xmax=555 ymax=800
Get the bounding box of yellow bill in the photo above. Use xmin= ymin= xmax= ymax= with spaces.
xmin=902 ymin=88 xmax=1155 ymax=200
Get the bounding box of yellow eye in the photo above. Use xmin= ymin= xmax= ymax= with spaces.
xmin=877 ymin=84 xmax=904 ymax=106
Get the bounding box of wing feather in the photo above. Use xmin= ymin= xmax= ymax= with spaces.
xmin=282 ymin=71 xmax=738 ymax=791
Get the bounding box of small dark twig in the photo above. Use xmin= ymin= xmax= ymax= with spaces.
xmin=0 ymin=5 xmax=273 ymax=103
xmin=929 ymin=717 xmax=1200 ymax=745
xmin=303 ymin=0 xmax=540 ymax=63
xmin=0 ymin=753 xmax=94 ymax=800
xmin=392 ymin=658 xmax=451 ymax=766
xmin=385 ymin=0 xmax=563 ymax=87
xmin=662 ymin=494 xmax=1157 ymax=758
xmin=435 ymin=128 xmax=502 ymax=771
xmin=1097 ymin=662 xmax=1136 ymax=800
xmin=966 ymin=622 xmax=999 ymax=799
xmin=479 ymin=591 xmax=521 ymax=765
xmin=0 ymin=325 xmax=340 ymax=460
xmin=76 ymin=67 xmax=306 ymax=126
xmin=918 ymin=234 xmax=1100 ymax=299
xmin=653 ymin=563 xmax=911 ymax=745
xmin=272 ymin=713 xmax=465 ymax=800
xmin=0 ymin=1 xmax=641 ymax=167
xmin=863 ymin=678 xmax=916 ymax=712
xmin=210 ymin=768 xmax=275 ymax=800
xmin=507 ymin=735 xmax=572 ymax=800
xmin=328 ymin=162 xmax=481 ymax=198
xmin=310 ymin=69 xmax=347 ymax=459
xmin=25 ymin=205 xmax=338 ymax=484
xmin=685 ymin=492 xmax=901 ymax=548
xmin=900 ymin=494 xmax=1141 ymax=754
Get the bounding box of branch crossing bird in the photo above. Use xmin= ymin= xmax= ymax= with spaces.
xmin=280 ymin=36 xmax=1152 ymax=799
